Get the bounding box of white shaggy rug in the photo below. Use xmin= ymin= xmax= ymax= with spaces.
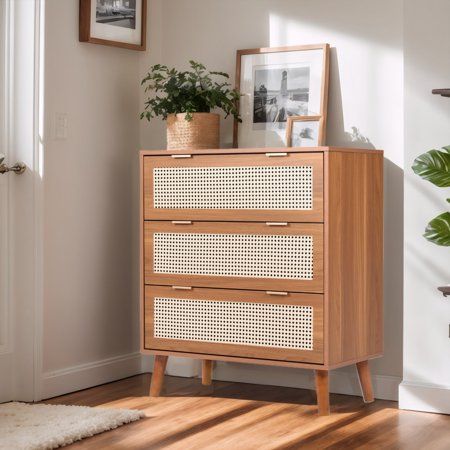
xmin=0 ymin=402 xmax=145 ymax=450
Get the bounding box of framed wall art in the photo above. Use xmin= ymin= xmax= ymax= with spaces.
xmin=79 ymin=0 xmax=147 ymax=51
xmin=233 ymin=44 xmax=329 ymax=148
xmin=286 ymin=115 xmax=324 ymax=147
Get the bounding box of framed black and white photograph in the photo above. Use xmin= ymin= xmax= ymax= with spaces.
xmin=80 ymin=0 xmax=147 ymax=51
xmin=234 ymin=44 xmax=329 ymax=148
xmin=253 ymin=66 xmax=310 ymax=124
xmin=286 ymin=115 xmax=323 ymax=147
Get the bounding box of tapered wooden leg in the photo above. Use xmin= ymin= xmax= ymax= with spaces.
xmin=202 ymin=360 xmax=213 ymax=386
xmin=315 ymin=370 xmax=330 ymax=415
xmin=149 ymin=355 xmax=168 ymax=397
xmin=356 ymin=360 xmax=374 ymax=403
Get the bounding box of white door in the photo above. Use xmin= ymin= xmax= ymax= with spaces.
xmin=0 ymin=0 xmax=42 ymax=403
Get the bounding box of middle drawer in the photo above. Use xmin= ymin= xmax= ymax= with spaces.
xmin=144 ymin=221 xmax=323 ymax=293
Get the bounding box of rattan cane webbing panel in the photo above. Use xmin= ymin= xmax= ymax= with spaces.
xmin=153 ymin=166 xmax=313 ymax=210
xmin=154 ymin=297 xmax=314 ymax=350
xmin=153 ymin=233 xmax=314 ymax=280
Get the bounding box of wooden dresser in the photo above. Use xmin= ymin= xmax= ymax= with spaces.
xmin=140 ymin=147 xmax=383 ymax=415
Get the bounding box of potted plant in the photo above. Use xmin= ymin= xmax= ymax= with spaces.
xmin=412 ymin=145 xmax=450 ymax=296
xmin=140 ymin=60 xmax=241 ymax=150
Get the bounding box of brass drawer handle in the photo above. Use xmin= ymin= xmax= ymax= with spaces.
xmin=266 ymin=291 xmax=288 ymax=296
xmin=266 ymin=222 xmax=288 ymax=226
xmin=171 ymin=220 xmax=192 ymax=225
xmin=265 ymin=152 xmax=287 ymax=157
xmin=171 ymin=154 xmax=192 ymax=158
xmin=172 ymin=286 xmax=192 ymax=290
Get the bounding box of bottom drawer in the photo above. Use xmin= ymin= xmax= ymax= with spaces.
xmin=144 ymin=286 xmax=323 ymax=364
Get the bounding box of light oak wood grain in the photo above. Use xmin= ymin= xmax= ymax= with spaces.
xmin=315 ymin=370 xmax=330 ymax=415
xmin=141 ymin=349 xmax=380 ymax=371
xmin=143 ymin=152 xmax=324 ymax=222
xmin=324 ymin=151 xmax=384 ymax=367
xmin=144 ymin=221 xmax=324 ymax=293
xmin=149 ymin=355 xmax=168 ymax=397
xmin=141 ymin=147 xmax=384 ymax=156
xmin=356 ymin=360 xmax=375 ymax=403
xmin=201 ymin=360 xmax=213 ymax=386
xmin=144 ymin=286 xmax=324 ymax=364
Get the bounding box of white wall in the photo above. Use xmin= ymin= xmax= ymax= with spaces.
xmin=139 ymin=0 xmax=404 ymax=399
xmin=41 ymin=0 xmax=143 ymax=398
xmin=399 ymin=0 xmax=450 ymax=414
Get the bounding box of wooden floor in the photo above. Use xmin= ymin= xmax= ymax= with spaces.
xmin=45 ymin=374 xmax=450 ymax=450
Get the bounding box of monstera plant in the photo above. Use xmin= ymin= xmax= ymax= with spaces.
xmin=412 ymin=146 xmax=450 ymax=246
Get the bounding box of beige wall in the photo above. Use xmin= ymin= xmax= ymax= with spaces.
xmin=400 ymin=0 xmax=450 ymax=413
xmin=42 ymin=0 xmax=142 ymax=393
xmin=139 ymin=0 xmax=404 ymax=397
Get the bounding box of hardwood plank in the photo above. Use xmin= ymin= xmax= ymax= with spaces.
xmin=42 ymin=375 xmax=450 ymax=450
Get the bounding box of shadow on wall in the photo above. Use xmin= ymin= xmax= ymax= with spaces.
xmin=327 ymin=48 xmax=374 ymax=149
xmin=327 ymin=47 xmax=404 ymax=379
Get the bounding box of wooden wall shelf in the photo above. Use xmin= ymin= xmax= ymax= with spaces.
xmin=432 ymin=89 xmax=450 ymax=97
xmin=438 ymin=286 xmax=450 ymax=297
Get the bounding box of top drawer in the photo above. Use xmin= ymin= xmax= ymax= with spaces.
xmin=143 ymin=152 xmax=323 ymax=222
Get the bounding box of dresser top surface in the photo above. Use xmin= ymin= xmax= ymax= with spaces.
xmin=140 ymin=147 xmax=383 ymax=157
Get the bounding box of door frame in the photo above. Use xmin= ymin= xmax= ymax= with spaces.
xmin=0 ymin=0 xmax=44 ymax=402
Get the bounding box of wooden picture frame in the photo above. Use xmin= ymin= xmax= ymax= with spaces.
xmin=79 ymin=0 xmax=147 ymax=51
xmin=286 ymin=115 xmax=324 ymax=147
xmin=233 ymin=44 xmax=329 ymax=148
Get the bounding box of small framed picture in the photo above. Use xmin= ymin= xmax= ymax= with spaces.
xmin=79 ymin=0 xmax=147 ymax=51
xmin=234 ymin=44 xmax=329 ymax=148
xmin=286 ymin=116 xmax=324 ymax=147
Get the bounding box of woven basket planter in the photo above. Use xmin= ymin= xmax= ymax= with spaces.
xmin=166 ymin=113 xmax=220 ymax=150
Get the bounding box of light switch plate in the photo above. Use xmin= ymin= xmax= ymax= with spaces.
xmin=55 ymin=113 xmax=68 ymax=140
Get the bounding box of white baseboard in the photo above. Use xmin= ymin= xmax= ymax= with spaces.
xmin=211 ymin=362 xmax=400 ymax=401
xmin=41 ymin=352 xmax=143 ymax=400
xmin=0 ymin=352 xmax=12 ymax=403
xmin=41 ymin=354 xmax=401 ymax=402
xmin=160 ymin=359 xmax=400 ymax=401
xmin=141 ymin=355 xmax=199 ymax=378
xmin=399 ymin=381 xmax=450 ymax=414
xmin=141 ymin=354 xmax=154 ymax=373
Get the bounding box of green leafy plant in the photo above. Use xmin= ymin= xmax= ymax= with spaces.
xmin=412 ymin=145 xmax=450 ymax=246
xmin=140 ymin=60 xmax=241 ymax=122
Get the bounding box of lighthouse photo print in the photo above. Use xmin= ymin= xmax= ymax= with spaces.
xmin=234 ymin=45 xmax=328 ymax=148
xmin=253 ymin=65 xmax=310 ymax=125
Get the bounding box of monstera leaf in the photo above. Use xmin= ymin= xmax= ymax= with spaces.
xmin=412 ymin=146 xmax=450 ymax=187
xmin=424 ymin=212 xmax=450 ymax=246
xmin=412 ymin=146 xmax=450 ymax=246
